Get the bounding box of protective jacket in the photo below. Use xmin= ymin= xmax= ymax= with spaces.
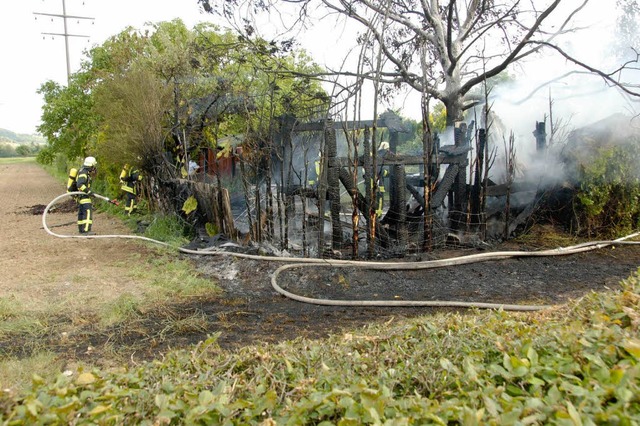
xmin=76 ymin=166 xmax=93 ymax=198
xmin=120 ymin=165 xmax=142 ymax=215
xmin=120 ymin=166 xmax=142 ymax=195
xmin=76 ymin=166 xmax=94 ymax=233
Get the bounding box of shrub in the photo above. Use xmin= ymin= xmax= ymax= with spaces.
xmin=575 ymin=144 xmax=640 ymax=237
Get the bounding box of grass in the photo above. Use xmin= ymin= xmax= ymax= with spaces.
xmin=130 ymin=252 xmax=220 ymax=300
xmin=0 ymin=157 xmax=36 ymax=165
xmin=0 ymin=297 xmax=22 ymax=321
xmin=0 ymin=298 xmax=49 ymax=342
xmin=98 ymin=293 xmax=141 ymax=327
xmin=1 ymin=271 xmax=638 ymax=423
xmin=512 ymin=223 xmax=580 ymax=249
xmin=0 ymin=249 xmax=219 ymax=393
xmin=0 ymin=353 xmax=62 ymax=394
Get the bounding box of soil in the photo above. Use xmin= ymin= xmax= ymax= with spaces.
xmin=2 ymin=161 xmax=640 ymax=366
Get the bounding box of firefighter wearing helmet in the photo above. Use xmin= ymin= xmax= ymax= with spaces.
xmin=119 ymin=163 xmax=143 ymax=215
xmin=76 ymin=156 xmax=97 ymax=234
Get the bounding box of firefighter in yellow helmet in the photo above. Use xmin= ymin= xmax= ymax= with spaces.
xmin=119 ymin=164 xmax=143 ymax=215
xmin=76 ymin=156 xmax=97 ymax=234
xmin=375 ymin=141 xmax=390 ymax=216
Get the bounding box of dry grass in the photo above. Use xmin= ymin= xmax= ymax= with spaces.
xmin=512 ymin=223 xmax=579 ymax=249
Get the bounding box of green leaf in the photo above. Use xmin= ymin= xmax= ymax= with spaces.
xmin=199 ymin=390 xmax=214 ymax=406
xmin=76 ymin=372 xmax=96 ymax=385
xmin=205 ymin=222 xmax=218 ymax=236
xmin=622 ymin=338 xmax=640 ymax=359
xmin=89 ymin=404 xmax=111 ymax=416
xmin=567 ymin=401 xmax=582 ymax=426
xmin=182 ymin=196 xmax=198 ymax=215
xmin=482 ymin=395 xmax=499 ymax=418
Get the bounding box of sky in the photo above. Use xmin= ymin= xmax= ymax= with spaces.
xmin=0 ymin=0 xmax=212 ymax=134
xmin=0 ymin=0 xmax=631 ymax=138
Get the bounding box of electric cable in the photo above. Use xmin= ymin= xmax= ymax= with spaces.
xmin=44 ymin=192 xmax=640 ymax=312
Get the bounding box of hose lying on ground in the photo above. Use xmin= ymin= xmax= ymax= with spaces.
xmin=44 ymin=192 xmax=640 ymax=312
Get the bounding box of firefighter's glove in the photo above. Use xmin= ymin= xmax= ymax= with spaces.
xmin=86 ymin=190 xmax=93 ymax=197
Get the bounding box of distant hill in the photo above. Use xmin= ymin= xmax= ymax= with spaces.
xmin=0 ymin=129 xmax=45 ymax=145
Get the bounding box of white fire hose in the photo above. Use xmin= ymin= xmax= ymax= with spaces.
xmin=44 ymin=192 xmax=640 ymax=312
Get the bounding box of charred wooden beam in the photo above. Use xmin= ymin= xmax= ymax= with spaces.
xmin=325 ymin=122 xmax=342 ymax=250
xmin=332 ymin=151 xmax=469 ymax=168
xmin=291 ymin=117 xmax=410 ymax=133
xmin=470 ymin=128 xmax=486 ymax=224
xmin=451 ymin=121 xmax=470 ymax=230
xmin=432 ymin=164 xmax=459 ymax=208
xmin=534 ymin=121 xmax=546 ymax=152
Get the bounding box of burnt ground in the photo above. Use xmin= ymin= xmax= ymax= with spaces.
xmin=180 ymin=243 xmax=640 ymax=350
xmin=3 ymin=162 xmax=640 ymax=367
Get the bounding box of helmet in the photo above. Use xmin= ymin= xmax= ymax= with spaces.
xmin=83 ymin=156 xmax=97 ymax=167
xmin=378 ymin=141 xmax=390 ymax=150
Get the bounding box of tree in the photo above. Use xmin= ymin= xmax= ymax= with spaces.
xmin=37 ymin=75 xmax=97 ymax=163
xmin=615 ymin=0 xmax=640 ymax=60
xmin=37 ymin=18 xmax=329 ymax=217
xmin=198 ymin=0 xmax=640 ymax=126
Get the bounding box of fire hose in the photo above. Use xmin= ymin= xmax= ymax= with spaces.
xmin=44 ymin=192 xmax=640 ymax=312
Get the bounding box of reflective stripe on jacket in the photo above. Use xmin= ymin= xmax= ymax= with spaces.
xmin=120 ymin=167 xmax=142 ymax=194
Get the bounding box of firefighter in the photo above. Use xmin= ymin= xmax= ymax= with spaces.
xmin=76 ymin=156 xmax=97 ymax=234
xmin=120 ymin=164 xmax=143 ymax=215
xmin=374 ymin=141 xmax=390 ymax=216
xmin=307 ymin=151 xmax=322 ymax=187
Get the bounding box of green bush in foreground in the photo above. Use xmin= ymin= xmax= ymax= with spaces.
xmin=1 ymin=271 xmax=639 ymax=425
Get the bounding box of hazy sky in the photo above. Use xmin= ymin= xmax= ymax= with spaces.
xmin=0 ymin=0 xmax=628 ymax=136
xmin=0 ymin=0 xmax=210 ymax=134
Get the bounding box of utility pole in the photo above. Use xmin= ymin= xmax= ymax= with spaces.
xmin=34 ymin=0 xmax=94 ymax=83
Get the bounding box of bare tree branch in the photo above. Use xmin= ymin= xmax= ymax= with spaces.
xmin=527 ymin=40 xmax=640 ymax=98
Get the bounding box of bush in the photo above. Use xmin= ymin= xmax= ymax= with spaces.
xmin=1 ymin=270 xmax=639 ymax=424
xmin=575 ymin=144 xmax=640 ymax=237
xmin=144 ymin=214 xmax=192 ymax=246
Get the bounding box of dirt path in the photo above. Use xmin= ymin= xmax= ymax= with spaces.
xmin=3 ymin=161 xmax=640 ymax=364
xmin=0 ymin=162 xmax=151 ymax=314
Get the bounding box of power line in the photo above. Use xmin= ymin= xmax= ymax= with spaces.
xmin=34 ymin=0 xmax=94 ymax=83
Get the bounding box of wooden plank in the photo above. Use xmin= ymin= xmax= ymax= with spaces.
xmin=221 ymin=188 xmax=238 ymax=240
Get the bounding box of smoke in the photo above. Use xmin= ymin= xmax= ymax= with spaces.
xmin=480 ymin=14 xmax=640 ymax=188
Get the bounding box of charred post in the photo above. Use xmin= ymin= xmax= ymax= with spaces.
xmin=451 ymin=121 xmax=469 ymax=230
xmin=326 ymin=121 xmax=342 ymax=250
xmin=470 ymin=128 xmax=487 ymax=227
xmin=363 ymin=127 xmax=374 ymax=258
xmin=280 ymin=114 xmax=296 ymax=250
xmin=534 ymin=121 xmax=546 ymax=152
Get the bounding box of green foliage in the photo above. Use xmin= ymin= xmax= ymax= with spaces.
xmin=0 ymin=139 xmax=42 ymax=158
xmin=181 ymin=196 xmax=198 ymax=215
xmin=2 ymin=269 xmax=639 ymax=424
xmin=36 ymin=18 xmax=329 ymax=222
xmin=14 ymin=144 xmax=41 ymax=156
xmin=36 ymin=75 xmax=98 ymax=164
xmin=0 ymin=142 xmax=17 ymax=157
xmin=92 ymin=65 xmax=171 ymax=171
xmin=143 ymin=214 xmax=192 ymax=246
xmin=397 ymin=103 xmax=446 ymax=154
xmin=205 ymin=222 xmax=219 ymax=236
xmin=36 ymin=147 xmax=56 ymax=165
xmin=575 ymin=144 xmax=640 ymax=237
